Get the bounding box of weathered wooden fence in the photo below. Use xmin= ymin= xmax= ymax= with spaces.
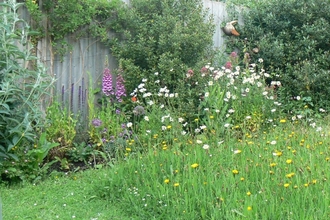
xmin=17 ymin=0 xmax=234 ymax=119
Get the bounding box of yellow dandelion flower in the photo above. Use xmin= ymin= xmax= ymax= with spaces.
xmin=304 ymin=183 xmax=309 ymax=187
xmin=326 ymin=157 xmax=330 ymax=161
xmin=285 ymin=173 xmax=295 ymax=178
xmin=126 ymin=148 xmax=132 ymax=152
xmin=280 ymin=119 xmax=286 ymax=123
xmin=270 ymin=163 xmax=277 ymax=167
xmin=246 ymin=191 xmax=252 ymax=196
xmin=312 ymin=179 xmax=317 ymax=184
xmin=247 ymin=206 xmax=252 ymax=211
xmin=284 ymin=183 xmax=290 ymax=188
xmin=167 ymin=125 xmax=172 ymax=129
xmin=174 ymin=183 xmax=180 ymax=187
xmin=240 ymin=177 xmax=245 ymax=181
xmin=269 ymin=170 xmax=274 ymax=174
xmin=194 ymin=118 xmax=199 ymax=122
xmin=209 ymin=115 xmax=214 ymax=119
xmin=191 ymin=163 xmax=199 ymax=168
xmin=232 ymin=169 xmax=239 ymax=174
xmin=286 ymin=159 xmax=293 ymax=164
xmin=164 ymin=179 xmax=170 ymax=184
xmin=294 ymin=185 xmax=298 ymax=189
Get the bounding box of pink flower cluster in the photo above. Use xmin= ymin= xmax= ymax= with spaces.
xmin=102 ymin=68 xmax=126 ymax=102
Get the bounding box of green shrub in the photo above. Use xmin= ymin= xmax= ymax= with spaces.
xmin=0 ymin=0 xmax=55 ymax=183
xmin=0 ymin=0 xmax=54 ymax=161
xmin=227 ymin=0 xmax=330 ymax=113
xmin=110 ymin=0 xmax=215 ymax=98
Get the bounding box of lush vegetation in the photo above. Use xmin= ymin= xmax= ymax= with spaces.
xmin=1 ymin=0 xmax=330 ymax=219
xmin=226 ymin=0 xmax=330 ymax=114
xmin=2 ymin=123 xmax=330 ymax=219
xmin=0 ymin=0 xmax=57 ymax=182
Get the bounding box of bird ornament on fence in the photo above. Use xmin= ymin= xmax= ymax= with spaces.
xmin=222 ymin=20 xmax=240 ymax=36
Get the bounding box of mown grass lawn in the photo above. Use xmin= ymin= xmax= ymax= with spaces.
xmin=0 ymin=168 xmax=132 ymax=220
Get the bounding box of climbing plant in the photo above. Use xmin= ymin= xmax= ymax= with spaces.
xmin=25 ymin=0 xmax=127 ymax=57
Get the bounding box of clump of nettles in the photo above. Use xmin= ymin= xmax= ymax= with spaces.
xmin=102 ymin=68 xmax=126 ymax=102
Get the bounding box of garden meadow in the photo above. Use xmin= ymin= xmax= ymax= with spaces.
xmin=1 ymin=0 xmax=330 ymax=219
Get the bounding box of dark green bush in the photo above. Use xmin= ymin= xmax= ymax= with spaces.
xmin=110 ymin=0 xmax=215 ymax=96
xmin=227 ymin=0 xmax=330 ymax=113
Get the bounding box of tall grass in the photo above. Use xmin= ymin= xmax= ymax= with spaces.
xmin=96 ymin=122 xmax=330 ymax=219
xmin=91 ymin=57 xmax=330 ymax=219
